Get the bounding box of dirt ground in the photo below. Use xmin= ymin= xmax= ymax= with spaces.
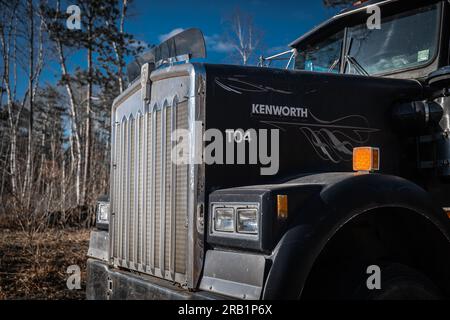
xmin=0 ymin=226 xmax=90 ymax=300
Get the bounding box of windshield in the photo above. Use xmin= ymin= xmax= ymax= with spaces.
xmin=295 ymin=31 xmax=343 ymax=73
xmin=345 ymin=3 xmax=440 ymax=76
xmin=294 ymin=3 xmax=441 ymax=76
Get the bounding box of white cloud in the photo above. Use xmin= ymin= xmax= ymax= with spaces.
xmin=205 ymin=34 xmax=234 ymax=53
xmin=128 ymin=39 xmax=150 ymax=50
xmin=158 ymin=28 xmax=184 ymax=42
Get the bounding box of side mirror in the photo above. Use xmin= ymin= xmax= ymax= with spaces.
xmin=426 ymin=67 xmax=450 ymax=178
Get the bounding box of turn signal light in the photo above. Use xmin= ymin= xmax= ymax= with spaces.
xmin=444 ymin=208 xmax=450 ymax=219
xmin=277 ymin=195 xmax=288 ymax=220
xmin=353 ymin=147 xmax=380 ymax=172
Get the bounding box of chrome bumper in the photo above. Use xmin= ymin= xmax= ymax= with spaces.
xmin=86 ymin=259 xmax=230 ymax=300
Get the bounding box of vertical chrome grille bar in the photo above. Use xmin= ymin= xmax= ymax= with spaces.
xmin=136 ymin=115 xmax=142 ymax=267
xmin=154 ymin=110 xmax=161 ymax=271
xmin=140 ymin=113 xmax=146 ymax=269
xmin=150 ymin=105 xmax=156 ymax=271
xmin=142 ymin=112 xmax=148 ymax=269
xmin=125 ymin=119 xmax=132 ymax=263
xmin=117 ymin=122 xmax=121 ymax=261
xmin=129 ymin=119 xmax=134 ymax=265
xmin=121 ymin=120 xmax=128 ymax=262
xmin=133 ymin=116 xmax=140 ymax=267
xmin=146 ymin=112 xmax=153 ymax=272
xmin=118 ymin=120 xmax=124 ymax=260
xmin=159 ymin=104 xmax=167 ymax=274
xmin=170 ymin=100 xmax=177 ymax=279
xmin=113 ymin=122 xmax=120 ymax=258
xmin=164 ymin=106 xmax=172 ymax=275
xmin=175 ymin=102 xmax=188 ymax=275
xmin=130 ymin=119 xmax=135 ymax=266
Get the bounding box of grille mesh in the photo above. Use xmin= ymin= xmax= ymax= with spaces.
xmin=112 ymin=101 xmax=189 ymax=283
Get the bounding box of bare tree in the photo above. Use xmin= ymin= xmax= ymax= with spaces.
xmin=1 ymin=2 xmax=19 ymax=194
xmin=0 ymin=0 xmax=137 ymax=229
xmin=0 ymin=1 xmax=37 ymax=197
xmin=81 ymin=0 xmax=94 ymax=206
xmin=224 ymin=8 xmax=263 ymax=65
xmin=23 ymin=0 xmax=45 ymax=203
xmin=105 ymin=0 xmax=128 ymax=94
xmin=40 ymin=0 xmax=83 ymax=205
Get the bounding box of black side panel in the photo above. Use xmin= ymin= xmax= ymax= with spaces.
xmin=203 ymin=64 xmax=423 ymax=194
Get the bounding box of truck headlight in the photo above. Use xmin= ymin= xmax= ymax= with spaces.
xmin=214 ymin=207 xmax=235 ymax=232
xmin=211 ymin=203 xmax=260 ymax=239
xmin=96 ymin=199 xmax=110 ymax=230
xmin=237 ymin=208 xmax=258 ymax=234
xmin=209 ymin=190 xmax=267 ymax=251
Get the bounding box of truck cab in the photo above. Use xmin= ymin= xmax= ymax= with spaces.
xmin=86 ymin=0 xmax=450 ymax=300
xmin=293 ymin=0 xmax=447 ymax=80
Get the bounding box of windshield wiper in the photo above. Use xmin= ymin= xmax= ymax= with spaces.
xmin=328 ymin=58 xmax=340 ymax=72
xmin=345 ymin=55 xmax=370 ymax=76
xmin=344 ymin=36 xmax=370 ymax=76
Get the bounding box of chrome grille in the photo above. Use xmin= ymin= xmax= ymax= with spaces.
xmin=111 ymin=101 xmax=189 ymax=284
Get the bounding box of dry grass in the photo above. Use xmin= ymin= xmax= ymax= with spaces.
xmin=0 ymin=226 xmax=90 ymax=300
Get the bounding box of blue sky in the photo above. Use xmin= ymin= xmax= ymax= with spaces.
xmin=125 ymin=0 xmax=339 ymax=64
xmin=7 ymin=1 xmax=340 ymax=100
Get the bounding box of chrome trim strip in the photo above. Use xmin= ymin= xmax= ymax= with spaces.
xmin=109 ymin=119 xmax=118 ymax=260
xmin=187 ymin=69 xmax=195 ymax=287
xmin=125 ymin=118 xmax=132 ymax=263
xmin=119 ymin=120 xmax=126 ymax=260
xmin=133 ymin=116 xmax=140 ymax=266
xmin=112 ymin=80 xmax=141 ymax=111
xmin=160 ymin=103 xmax=167 ymax=274
xmin=115 ymin=122 xmax=121 ymax=259
xmin=170 ymin=97 xmax=177 ymax=279
xmin=186 ymin=63 xmax=206 ymax=288
xmin=142 ymin=112 xmax=148 ymax=267
xmin=150 ymin=104 xmax=156 ymax=272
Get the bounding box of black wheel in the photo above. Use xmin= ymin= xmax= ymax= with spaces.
xmin=349 ymin=262 xmax=442 ymax=300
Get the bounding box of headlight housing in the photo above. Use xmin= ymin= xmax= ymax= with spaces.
xmin=214 ymin=207 xmax=235 ymax=232
xmin=237 ymin=208 xmax=258 ymax=234
xmin=96 ymin=198 xmax=110 ymax=230
xmin=211 ymin=203 xmax=259 ymax=238
xmin=208 ymin=189 xmax=280 ymax=252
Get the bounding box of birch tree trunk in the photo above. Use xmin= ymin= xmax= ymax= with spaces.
xmin=23 ymin=0 xmax=34 ymax=202
xmin=82 ymin=14 xmax=93 ymax=205
xmin=42 ymin=1 xmax=83 ymax=205
xmin=111 ymin=0 xmax=128 ymax=93
xmin=56 ymin=40 xmax=82 ymax=206
xmin=1 ymin=12 xmax=18 ymax=194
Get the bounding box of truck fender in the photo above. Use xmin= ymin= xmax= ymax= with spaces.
xmin=262 ymin=173 xmax=450 ymax=299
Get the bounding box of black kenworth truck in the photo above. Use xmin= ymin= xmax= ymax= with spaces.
xmin=86 ymin=0 xmax=450 ymax=299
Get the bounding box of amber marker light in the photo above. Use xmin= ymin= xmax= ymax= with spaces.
xmin=444 ymin=208 xmax=450 ymax=219
xmin=277 ymin=195 xmax=288 ymax=220
xmin=353 ymin=147 xmax=380 ymax=172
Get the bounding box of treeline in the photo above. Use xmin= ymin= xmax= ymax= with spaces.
xmin=0 ymin=0 xmax=145 ymax=231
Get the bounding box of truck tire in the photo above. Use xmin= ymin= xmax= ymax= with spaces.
xmin=350 ymin=262 xmax=442 ymax=300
